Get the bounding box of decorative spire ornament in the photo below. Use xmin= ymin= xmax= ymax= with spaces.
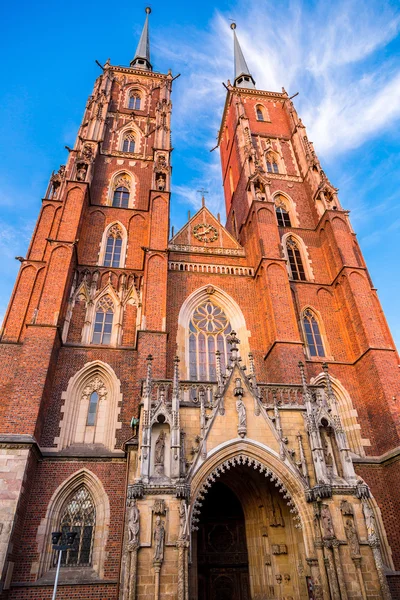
xmin=131 ymin=7 xmax=153 ymax=70
xmin=230 ymin=23 xmax=255 ymax=89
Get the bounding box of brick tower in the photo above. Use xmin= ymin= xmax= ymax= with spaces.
xmin=0 ymin=12 xmax=399 ymax=600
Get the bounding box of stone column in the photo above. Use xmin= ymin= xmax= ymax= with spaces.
xmin=323 ymin=542 xmax=341 ymax=600
xmin=177 ymin=541 xmax=186 ymax=600
xmin=153 ymin=563 xmax=161 ymax=600
xmin=331 ymin=540 xmax=348 ymax=600
xmin=352 ymin=557 xmax=367 ymax=600
xmin=369 ymin=538 xmax=392 ymax=600
xmin=128 ymin=547 xmax=139 ymax=599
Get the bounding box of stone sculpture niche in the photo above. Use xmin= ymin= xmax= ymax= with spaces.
xmin=151 ymin=418 xmax=170 ymax=478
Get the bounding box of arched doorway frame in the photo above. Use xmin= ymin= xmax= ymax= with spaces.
xmin=189 ymin=440 xmax=314 ymax=556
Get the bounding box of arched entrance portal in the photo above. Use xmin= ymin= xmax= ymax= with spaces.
xmin=191 ymin=460 xmax=309 ymax=599
xmin=197 ymin=482 xmax=250 ymax=600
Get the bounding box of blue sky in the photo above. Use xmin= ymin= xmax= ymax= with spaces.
xmin=1 ymin=0 xmax=400 ymax=347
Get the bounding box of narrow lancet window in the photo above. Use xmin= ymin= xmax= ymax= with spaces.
xmin=286 ymin=237 xmax=306 ymax=281
xmin=103 ymin=224 xmax=123 ymax=267
xmin=303 ymin=309 xmax=325 ymax=357
xmin=92 ymin=296 xmax=114 ymax=345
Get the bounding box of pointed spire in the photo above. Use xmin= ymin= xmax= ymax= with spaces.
xmin=131 ymin=7 xmax=152 ymax=71
xmin=230 ymin=23 xmax=255 ymax=89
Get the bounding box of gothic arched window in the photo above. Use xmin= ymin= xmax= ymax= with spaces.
xmin=103 ymin=224 xmax=123 ymax=267
xmin=92 ymin=296 xmax=114 ymax=345
xmin=286 ymin=237 xmax=306 ymax=280
xmin=122 ymin=132 xmax=135 ymax=153
xmin=113 ymin=186 xmax=130 ymax=208
xmin=189 ymin=300 xmax=232 ymax=380
xmin=303 ymin=309 xmax=325 ymax=357
xmin=276 ymin=205 xmax=291 ymax=227
xmin=87 ymin=391 xmax=99 ymax=426
xmin=58 ymin=486 xmax=95 ymax=567
xmin=256 ymin=105 xmax=265 ymax=121
xmin=128 ymin=91 xmax=141 ymax=110
xmin=266 ymin=153 xmax=279 ymax=174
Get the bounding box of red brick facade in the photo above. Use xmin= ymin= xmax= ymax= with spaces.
xmin=0 ymin=21 xmax=399 ymax=600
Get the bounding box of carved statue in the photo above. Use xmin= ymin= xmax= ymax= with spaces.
xmin=154 ymin=430 xmax=166 ymax=472
xmin=156 ymin=174 xmax=166 ymax=191
xmin=236 ymin=397 xmax=246 ymax=429
xmin=363 ymin=503 xmax=377 ymax=539
xmin=345 ymin=518 xmax=360 ymax=556
xmin=340 ymin=500 xmax=354 ymax=516
xmin=76 ymin=163 xmax=88 ymax=182
xmin=178 ymin=500 xmax=187 ymax=540
xmin=128 ymin=499 xmax=140 ymax=548
xmin=153 ymin=515 xmax=165 ymax=562
xmin=320 ymin=505 xmax=335 ymax=538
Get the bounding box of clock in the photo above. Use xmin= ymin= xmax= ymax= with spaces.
xmin=193 ymin=223 xmax=218 ymax=243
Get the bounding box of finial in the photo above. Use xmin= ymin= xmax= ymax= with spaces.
xmin=230 ymin=22 xmax=237 ymax=30
xmin=145 ymin=6 xmax=151 ymax=14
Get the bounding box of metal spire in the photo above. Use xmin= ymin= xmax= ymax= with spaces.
xmin=131 ymin=7 xmax=152 ymax=71
xmin=230 ymin=23 xmax=255 ymax=89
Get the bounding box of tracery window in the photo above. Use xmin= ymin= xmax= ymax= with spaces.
xmin=303 ymin=309 xmax=325 ymax=357
xmin=286 ymin=237 xmax=306 ymax=281
xmin=58 ymin=486 xmax=95 ymax=567
xmin=128 ymin=91 xmax=141 ymax=110
xmin=266 ymin=152 xmax=279 ymax=174
xmin=92 ymin=296 xmax=114 ymax=345
xmin=103 ymin=224 xmax=123 ymax=267
xmin=113 ymin=186 xmax=130 ymax=208
xmin=276 ymin=205 xmax=291 ymax=227
xmin=122 ymin=132 xmax=136 ymax=153
xmin=189 ymin=301 xmax=232 ymax=381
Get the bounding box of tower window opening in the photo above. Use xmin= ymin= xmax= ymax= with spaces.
xmin=286 ymin=237 xmax=306 ymax=281
xmin=128 ymin=91 xmax=141 ymax=110
xmin=103 ymin=225 xmax=123 ymax=267
xmin=57 ymin=486 xmax=95 ymax=567
xmin=92 ymin=296 xmax=114 ymax=345
xmin=303 ymin=309 xmax=325 ymax=357
xmin=113 ymin=186 xmax=129 ymax=208
xmin=256 ymin=105 xmax=265 ymax=121
xmin=266 ymin=152 xmax=279 ymax=174
xmin=122 ymin=132 xmax=136 ymax=153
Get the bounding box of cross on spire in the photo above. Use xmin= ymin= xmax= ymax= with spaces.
xmin=131 ymin=7 xmax=153 ymax=71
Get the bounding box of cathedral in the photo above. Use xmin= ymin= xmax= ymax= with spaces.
xmin=1 ymin=7 xmax=400 ymax=600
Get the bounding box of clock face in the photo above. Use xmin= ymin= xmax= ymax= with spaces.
xmin=193 ymin=223 xmax=218 ymax=243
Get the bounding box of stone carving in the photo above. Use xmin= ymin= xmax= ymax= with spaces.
xmin=234 ymin=378 xmax=246 ymax=438
xmin=178 ymin=500 xmax=188 ymax=540
xmin=49 ymin=165 xmax=66 ymax=198
xmin=344 ymin=518 xmax=360 ymax=556
xmin=153 ymin=498 xmax=166 ymax=515
xmin=76 ymin=162 xmax=88 ymax=182
xmin=154 ymin=430 xmax=166 ymax=474
xmin=270 ymin=496 xmax=285 ymax=527
xmin=362 ymin=503 xmax=377 ymax=540
xmin=153 ymin=515 xmax=165 ymax=562
xmin=127 ymin=499 xmax=140 ymax=550
xmin=320 ymin=504 xmax=335 ymax=538
xmin=340 ymin=500 xmax=354 ymax=516
xmin=272 ymin=544 xmax=287 ymax=555
xmin=156 ymin=174 xmax=166 ymax=191
xmin=81 ymin=376 xmax=107 ymax=404
xmin=81 ymin=142 xmax=95 ymax=162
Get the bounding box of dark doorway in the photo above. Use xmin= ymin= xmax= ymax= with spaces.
xmin=197 ymin=482 xmax=251 ymax=600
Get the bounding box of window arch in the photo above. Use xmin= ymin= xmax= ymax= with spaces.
xmin=275 ymin=195 xmax=291 ymax=227
xmin=256 ymin=104 xmax=265 ymax=121
xmin=286 ymin=236 xmax=306 ymax=280
xmin=128 ymin=90 xmax=141 ymax=110
xmin=177 ymin=285 xmax=251 ymax=380
xmin=122 ymin=131 xmax=135 ymax=153
xmin=189 ymin=300 xmax=232 ymax=380
xmin=92 ymin=296 xmax=114 ymax=345
xmin=109 ymin=172 xmax=135 ymax=208
xmin=265 ymin=151 xmax=279 ymax=174
xmin=103 ymin=224 xmax=123 ymax=267
xmin=58 ymin=485 xmax=96 ymax=567
xmin=36 ymin=469 xmax=110 ymax=580
xmin=302 ymin=309 xmax=325 ymax=357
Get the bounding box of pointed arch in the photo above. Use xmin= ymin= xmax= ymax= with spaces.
xmin=56 ymin=361 xmax=122 ymax=452
xmin=300 ymin=306 xmax=330 ymax=359
xmin=108 ymin=170 xmax=137 ymax=208
xmin=281 ymin=232 xmax=314 ymax=281
xmin=98 ymin=221 xmax=127 ymax=268
xmin=36 ymin=468 xmax=110 ymax=579
xmin=118 ymin=122 xmax=142 ymax=154
xmin=255 ymin=103 xmax=270 ymax=122
xmin=177 ymin=286 xmax=251 ymax=379
xmin=272 ymin=191 xmax=299 ymax=227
